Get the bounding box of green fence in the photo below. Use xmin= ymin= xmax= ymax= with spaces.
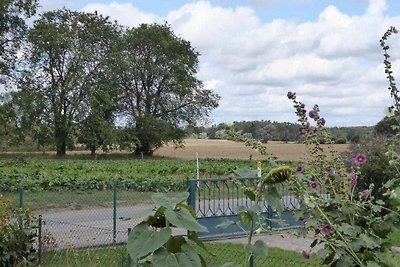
xmin=5 ymin=183 xmax=158 ymax=265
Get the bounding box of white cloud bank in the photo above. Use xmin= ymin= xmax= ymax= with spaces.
xmin=40 ymin=0 xmax=400 ymax=126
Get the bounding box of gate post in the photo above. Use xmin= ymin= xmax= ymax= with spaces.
xmin=187 ymin=179 xmax=197 ymax=210
xmin=113 ymin=182 xmax=117 ymax=243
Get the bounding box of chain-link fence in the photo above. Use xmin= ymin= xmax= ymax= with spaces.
xmin=3 ymin=183 xmax=158 ymax=266
xmin=2 ymin=180 xmax=313 ymax=267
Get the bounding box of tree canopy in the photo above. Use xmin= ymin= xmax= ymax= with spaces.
xmin=115 ymin=23 xmax=220 ymax=154
xmin=22 ymin=9 xmax=120 ymax=155
xmin=0 ymin=0 xmax=38 ymax=86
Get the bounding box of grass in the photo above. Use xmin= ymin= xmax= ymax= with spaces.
xmin=388 ymin=228 xmax=400 ymax=246
xmin=39 ymin=243 xmax=320 ymax=267
xmin=2 ymin=190 xmax=154 ymax=212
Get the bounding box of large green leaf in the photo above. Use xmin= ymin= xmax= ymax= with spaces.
xmin=127 ymin=222 xmax=171 ymax=260
xmin=245 ymin=240 xmax=268 ymax=258
xmin=263 ymin=186 xmax=284 ymax=212
xmin=165 ymin=236 xmax=187 ymax=253
xmin=151 ymin=245 xmax=202 ymax=267
xmin=164 ymin=208 xmax=208 ymax=232
xmin=152 ymin=192 xmax=189 ymax=209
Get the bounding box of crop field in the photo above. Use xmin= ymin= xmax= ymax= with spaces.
xmin=155 ymin=139 xmax=350 ymax=161
xmin=0 ymin=139 xmax=350 ymax=161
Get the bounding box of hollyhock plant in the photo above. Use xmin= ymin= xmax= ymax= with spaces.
xmin=353 ymin=153 xmax=367 ymax=165
xmin=309 ymin=182 xmax=319 ymax=191
xmin=295 ymin=166 xmax=304 ymax=174
xmin=322 ymin=224 xmax=333 ymax=236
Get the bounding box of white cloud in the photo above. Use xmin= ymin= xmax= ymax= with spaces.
xmin=82 ymin=2 xmax=159 ymax=27
xmin=34 ymin=0 xmax=400 ymax=127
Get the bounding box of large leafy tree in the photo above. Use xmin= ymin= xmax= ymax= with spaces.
xmin=115 ymin=23 xmax=220 ymax=155
xmin=0 ymin=0 xmax=38 ymax=85
xmin=22 ymin=9 xmax=120 ymax=156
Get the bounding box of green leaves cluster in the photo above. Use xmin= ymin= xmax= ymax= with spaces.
xmin=126 ymin=192 xmax=209 ymax=267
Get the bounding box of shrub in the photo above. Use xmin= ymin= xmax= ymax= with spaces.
xmin=0 ymin=196 xmax=37 ymax=267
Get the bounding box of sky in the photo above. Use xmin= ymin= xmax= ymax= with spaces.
xmin=34 ymin=0 xmax=400 ymax=127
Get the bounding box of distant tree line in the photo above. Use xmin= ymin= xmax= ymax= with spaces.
xmin=187 ymin=120 xmax=374 ymax=144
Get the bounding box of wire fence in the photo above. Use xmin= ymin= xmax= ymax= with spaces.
xmin=2 ymin=179 xmax=309 ymax=266
xmin=3 ymin=183 xmax=157 ymax=266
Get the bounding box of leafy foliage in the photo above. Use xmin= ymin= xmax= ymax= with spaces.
xmin=114 ymin=23 xmax=220 ymax=155
xmin=0 ymin=0 xmax=38 ymax=86
xmin=0 ymin=195 xmax=37 ymax=266
xmin=126 ymin=192 xmax=209 ymax=267
xmin=22 ymin=9 xmax=120 ymax=155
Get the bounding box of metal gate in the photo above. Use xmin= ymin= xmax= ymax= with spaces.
xmin=187 ymin=177 xmax=302 ymax=239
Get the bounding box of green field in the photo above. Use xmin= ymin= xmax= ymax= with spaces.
xmin=0 ymin=158 xmax=284 ymax=192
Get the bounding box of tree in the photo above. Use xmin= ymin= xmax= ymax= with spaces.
xmin=115 ymin=23 xmax=219 ymax=155
xmin=22 ymin=9 xmax=120 ymax=156
xmin=78 ymin=82 xmax=118 ymax=155
xmin=0 ymin=0 xmax=38 ymax=86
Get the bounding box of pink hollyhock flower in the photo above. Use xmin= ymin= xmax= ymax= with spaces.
xmin=295 ymin=166 xmax=304 ymax=174
xmin=309 ymin=110 xmax=317 ymax=119
xmin=310 ymin=182 xmax=319 ymax=191
xmin=352 ymin=153 xmax=367 ymax=166
xmin=322 ymin=224 xmax=333 ymax=236
xmin=319 ymin=117 xmax=326 ymax=126
xmin=301 ymin=250 xmax=310 ymax=260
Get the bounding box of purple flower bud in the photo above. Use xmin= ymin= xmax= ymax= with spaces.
xmin=309 ymin=110 xmax=317 ymax=119
xmin=287 ymin=91 xmax=296 ymax=99
xmin=295 ymin=166 xmax=304 ymax=174
xmin=301 ymin=250 xmax=310 ymax=260
xmin=301 ymin=218 xmax=308 ymax=225
xmin=322 ymin=224 xmax=333 ymax=236
xmin=310 ymin=182 xmax=319 ymax=191
xmin=319 ymin=117 xmax=326 ymax=126
xmin=350 ymin=174 xmax=357 ymax=189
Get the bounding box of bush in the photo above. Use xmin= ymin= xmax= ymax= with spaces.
xmin=342 ymin=134 xmax=399 ymax=202
xmin=0 ymin=196 xmax=37 ymax=267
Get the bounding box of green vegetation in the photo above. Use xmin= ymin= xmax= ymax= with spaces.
xmin=0 ymin=158 xmax=281 ymax=192
xmin=40 ymin=243 xmax=321 ymax=267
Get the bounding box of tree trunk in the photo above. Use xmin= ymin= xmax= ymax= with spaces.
xmin=56 ymin=140 xmax=66 ymax=156
xmin=134 ymin=142 xmax=153 ymax=155
xmin=90 ymin=146 xmax=96 ymax=156
xmin=55 ymin=125 xmax=67 ymax=156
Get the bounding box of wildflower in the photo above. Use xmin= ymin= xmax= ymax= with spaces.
xmin=287 ymin=91 xmax=296 ymax=99
xmin=350 ymin=174 xmax=357 ymax=189
xmin=352 ymin=153 xmax=367 ymax=166
xmin=362 ymin=189 xmax=369 ymax=200
xmin=301 ymin=250 xmax=310 ymax=260
xmin=295 ymin=166 xmax=304 ymax=174
xmin=322 ymin=224 xmax=333 ymax=236
xmin=310 ymin=182 xmax=319 ymax=191
xmin=319 ymin=117 xmax=326 ymax=126
xmin=301 ymin=218 xmax=308 ymax=225
xmin=309 ymin=110 xmax=317 ymax=119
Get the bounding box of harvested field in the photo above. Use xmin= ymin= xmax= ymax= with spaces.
xmin=154 ymin=139 xmax=350 ymax=161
